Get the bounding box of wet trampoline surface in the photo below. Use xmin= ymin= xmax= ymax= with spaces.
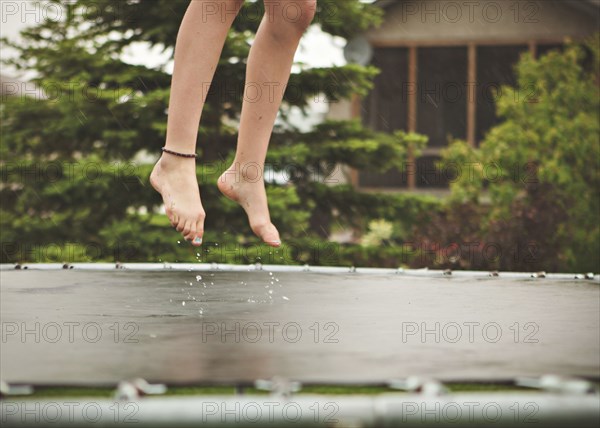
xmin=1 ymin=267 xmax=599 ymax=385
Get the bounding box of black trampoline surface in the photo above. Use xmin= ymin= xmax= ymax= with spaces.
xmin=1 ymin=266 xmax=599 ymax=385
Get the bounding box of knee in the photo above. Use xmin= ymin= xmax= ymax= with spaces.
xmin=290 ymin=0 xmax=317 ymax=31
xmin=264 ymin=0 xmax=317 ymax=37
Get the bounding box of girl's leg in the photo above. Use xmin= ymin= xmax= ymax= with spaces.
xmin=218 ymin=0 xmax=316 ymax=247
xmin=150 ymin=0 xmax=244 ymax=245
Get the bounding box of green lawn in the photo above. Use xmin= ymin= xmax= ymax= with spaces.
xmin=24 ymin=383 xmax=541 ymax=398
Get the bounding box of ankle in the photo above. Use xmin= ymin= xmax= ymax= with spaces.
xmin=158 ymin=153 xmax=197 ymax=172
xmin=226 ymin=161 xmax=265 ymax=184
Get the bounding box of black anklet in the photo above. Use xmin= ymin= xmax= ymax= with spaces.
xmin=161 ymin=147 xmax=198 ymax=159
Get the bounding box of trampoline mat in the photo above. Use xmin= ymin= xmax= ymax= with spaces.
xmin=1 ymin=268 xmax=599 ymax=385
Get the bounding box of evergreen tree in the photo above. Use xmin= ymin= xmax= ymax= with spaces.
xmin=1 ymin=0 xmax=432 ymax=265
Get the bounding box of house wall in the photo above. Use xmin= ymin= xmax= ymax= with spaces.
xmin=327 ymin=98 xmax=353 ymax=121
xmin=327 ymin=0 xmax=599 ymax=191
xmin=366 ymin=0 xmax=598 ymax=45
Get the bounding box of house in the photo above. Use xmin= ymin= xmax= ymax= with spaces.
xmin=328 ymin=0 xmax=600 ymax=193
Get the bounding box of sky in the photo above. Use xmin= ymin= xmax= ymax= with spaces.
xmin=1 ymin=0 xmax=347 ymax=78
xmin=1 ymin=1 xmax=350 ymax=131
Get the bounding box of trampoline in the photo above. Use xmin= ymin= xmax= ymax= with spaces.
xmin=1 ymin=263 xmax=599 ymax=427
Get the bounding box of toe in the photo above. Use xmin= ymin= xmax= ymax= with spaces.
xmin=189 ymin=214 xmax=205 ymax=247
xmin=254 ymin=222 xmax=281 ymax=247
xmin=184 ymin=222 xmax=196 ymax=242
xmin=175 ymin=218 xmax=186 ymax=233
xmin=166 ymin=206 xmax=178 ymax=227
xmin=266 ymin=239 xmax=282 ymax=248
xmin=196 ymin=219 xmax=204 ymax=235
xmin=181 ymin=219 xmax=193 ymax=238
xmin=192 ymin=228 xmax=204 ymax=246
xmin=196 ymin=214 xmax=205 ymax=236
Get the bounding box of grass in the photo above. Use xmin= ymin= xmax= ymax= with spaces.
xmin=21 ymin=383 xmax=537 ymax=398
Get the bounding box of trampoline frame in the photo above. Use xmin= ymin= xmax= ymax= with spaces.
xmin=2 ymin=390 xmax=599 ymax=427
xmin=1 ymin=262 xmax=597 ymax=281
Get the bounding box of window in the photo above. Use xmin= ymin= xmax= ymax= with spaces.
xmin=537 ymin=43 xmax=563 ymax=57
xmin=362 ymin=48 xmax=408 ymax=132
xmin=476 ymin=45 xmax=528 ymax=143
xmin=417 ymin=47 xmax=468 ymax=148
xmin=360 ymin=48 xmax=409 ymax=188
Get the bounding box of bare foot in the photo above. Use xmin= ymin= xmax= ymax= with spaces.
xmin=217 ymin=163 xmax=281 ymax=247
xmin=150 ymin=154 xmax=205 ymax=246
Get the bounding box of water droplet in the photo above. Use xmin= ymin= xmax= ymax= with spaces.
xmin=198 ymin=309 xmax=203 ymax=315
xmin=196 ymin=275 xmax=202 ymax=281
xmin=182 ymin=301 xmax=186 ymax=306
xmin=269 ymin=272 xmax=273 ymax=276
xmin=177 ymin=240 xmax=181 ymax=244
xmin=269 ymin=290 xmax=273 ymax=295
xmin=282 ymin=296 xmax=290 ymax=301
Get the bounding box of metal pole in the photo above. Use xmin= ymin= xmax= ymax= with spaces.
xmin=2 ymin=393 xmax=599 ymax=427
